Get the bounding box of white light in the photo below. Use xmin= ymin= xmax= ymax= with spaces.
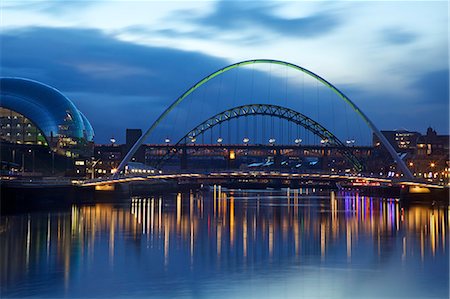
xmin=191 ymin=138 xmax=196 ymax=143
xmin=217 ymin=137 xmax=223 ymax=143
xmin=269 ymin=138 xmax=276 ymax=144
xmin=320 ymin=139 xmax=328 ymax=144
xmin=294 ymin=138 xmax=302 ymax=144
xmin=165 ymin=138 xmax=170 ymax=143
xmin=110 ymin=137 xmax=116 ymax=144
xmin=243 ymin=137 xmax=250 ymax=144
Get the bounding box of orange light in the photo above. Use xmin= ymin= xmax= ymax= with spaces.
xmin=229 ymin=150 xmax=236 ymax=160
xmin=111 ymin=168 xmax=118 ymax=174
xmin=430 ymin=162 xmax=436 ymax=168
xmin=409 ymin=162 xmax=414 ymax=167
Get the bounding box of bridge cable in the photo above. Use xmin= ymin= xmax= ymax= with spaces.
xmin=183 ymin=80 xmax=197 ymax=144
xmin=284 ymin=65 xmax=289 ymax=144
xmin=267 ymin=63 xmax=272 ymax=105
xmin=217 ymin=73 xmax=224 ymax=142
xmin=253 ymin=115 xmax=257 ymax=145
xmin=302 ymin=72 xmax=306 ymax=145
xmin=200 ymin=74 xmax=210 ymax=145
xmin=331 ymin=85 xmax=336 ymax=137
xmin=316 ymin=80 xmax=320 ymax=145
xmin=344 ymin=96 xmax=350 ymax=146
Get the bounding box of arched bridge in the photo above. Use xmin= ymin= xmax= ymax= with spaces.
xmin=115 ymin=59 xmax=413 ymax=179
xmin=156 ymin=104 xmax=364 ymax=171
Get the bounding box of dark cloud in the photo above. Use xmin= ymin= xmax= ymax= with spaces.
xmin=413 ymin=69 xmax=449 ymax=105
xmin=172 ymin=1 xmax=341 ymax=39
xmin=0 ymin=27 xmax=230 ymax=142
xmin=381 ymin=28 xmax=418 ymax=45
xmin=1 ymin=26 xmax=447 ymax=145
xmin=341 ymin=71 xmax=449 ymax=135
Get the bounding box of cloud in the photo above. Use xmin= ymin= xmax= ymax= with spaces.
xmin=381 ymin=28 xmax=418 ymax=45
xmin=413 ymin=68 xmax=449 ymax=105
xmin=1 ymin=24 xmax=447 ymax=144
xmin=2 ymin=0 xmax=98 ymax=15
xmin=171 ymin=1 xmax=341 ymax=39
xmin=0 ymin=27 xmax=228 ymax=96
xmin=0 ymin=27 xmax=230 ymax=142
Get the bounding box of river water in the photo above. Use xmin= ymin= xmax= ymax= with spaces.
xmin=0 ymin=189 xmax=448 ymax=298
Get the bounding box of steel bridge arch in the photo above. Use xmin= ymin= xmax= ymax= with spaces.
xmin=155 ymin=104 xmax=364 ymax=171
xmin=115 ymin=59 xmax=412 ymax=179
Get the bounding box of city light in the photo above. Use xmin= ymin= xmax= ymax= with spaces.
xmin=294 ymin=138 xmax=302 ymax=144
xmin=268 ymin=138 xmax=276 ymax=144
xmin=430 ymin=162 xmax=436 ymax=168
xmin=229 ymin=150 xmax=236 ymax=160
xmin=217 ymin=137 xmax=223 ymax=143
xmin=243 ymin=137 xmax=250 ymax=144
xmin=165 ymin=138 xmax=170 ymax=144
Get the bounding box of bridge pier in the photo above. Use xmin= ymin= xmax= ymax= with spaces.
xmin=180 ymin=146 xmax=188 ymax=169
xmin=273 ymin=149 xmax=281 ymax=168
xmin=321 ymin=148 xmax=330 ymax=170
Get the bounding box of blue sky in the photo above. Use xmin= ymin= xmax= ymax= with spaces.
xmin=1 ymin=0 xmax=448 ymax=143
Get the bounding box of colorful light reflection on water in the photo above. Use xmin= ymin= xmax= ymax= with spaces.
xmin=0 ymin=189 xmax=448 ymax=298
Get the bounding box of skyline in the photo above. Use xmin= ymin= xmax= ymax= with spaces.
xmin=1 ymin=0 xmax=448 ymax=143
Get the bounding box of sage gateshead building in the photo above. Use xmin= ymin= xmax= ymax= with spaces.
xmin=0 ymin=77 xmax=94 ymax=158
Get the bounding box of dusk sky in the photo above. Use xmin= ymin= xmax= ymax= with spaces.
xmin=1 ymin=0 xmax=448 ymax=144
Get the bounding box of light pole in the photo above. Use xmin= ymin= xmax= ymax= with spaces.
xmin=430 ymin=162 xmax=436 ymax=180
xmin=31 ymin=149 xmax=35 ymax=173
xmin=51 ymin=150 xmax=55 ymax=175
xmin=91 ymin=158 xmax=101 ymax=179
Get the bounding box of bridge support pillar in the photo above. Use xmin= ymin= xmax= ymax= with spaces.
xmin=321 ymin=148 xmax=330 ymax=170
xmin=274 ymin=149 xmax=281 ymax=168
xmin=181 ymin=146 xmax=188 ymax=170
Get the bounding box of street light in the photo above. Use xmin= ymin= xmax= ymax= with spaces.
xmin=243 ymin=137 xmax=250 ymax=144
xmin=110 ymin=137 xmax=116 ymax=146
xmin=165 ymin=138 xmax=171 ymax=144
xmin=320 ymin=139 xmax=329 ymax=145
xmin=294 ymin=138 xmax=302 ymax=145
xmin=217 ymin=137 xmax=223 ymax=144
xmin=346 ymin=139 xmax=355 ymax=146
xmin=269 ymin=138 xmax=276 ymax=145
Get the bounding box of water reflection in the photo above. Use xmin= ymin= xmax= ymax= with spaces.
xmin=0 ymin=189 xmax=448 ymax=298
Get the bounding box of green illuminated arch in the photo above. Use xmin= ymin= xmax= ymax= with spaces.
xmin=116 ymin=59 xmax=412 ymax=178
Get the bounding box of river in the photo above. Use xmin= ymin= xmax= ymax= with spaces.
xmin=0 ymin=188 xmax=448 ymax=298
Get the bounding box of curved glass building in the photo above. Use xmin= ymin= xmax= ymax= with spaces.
xmin=0 ymin=77 xmax=94 ymax=157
